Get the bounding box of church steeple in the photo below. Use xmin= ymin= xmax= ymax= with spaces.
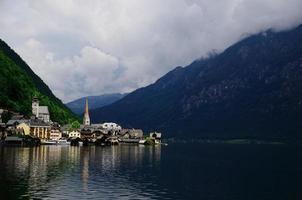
xmin=83 ymin=98 xmax=91 ymax=126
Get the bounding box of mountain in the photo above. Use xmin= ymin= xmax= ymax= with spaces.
xmin=0 ymin=39 xmax=77 ymax=124
xmin=66 ymin=93 xmax=127 ymax=115
xmin=90 ymin=24 xmax=302 ymax=139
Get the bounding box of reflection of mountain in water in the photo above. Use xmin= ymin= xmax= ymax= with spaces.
xmin=0 ymin=145 xmax=165 ymax=199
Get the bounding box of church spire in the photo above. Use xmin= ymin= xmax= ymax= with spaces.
xmin=83 ymin=98 xmax=90 ymax=126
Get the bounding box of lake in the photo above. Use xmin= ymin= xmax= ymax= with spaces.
xmin=0 ymin=143 xmax=302 ymax=199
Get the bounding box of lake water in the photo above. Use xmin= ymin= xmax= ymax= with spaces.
xmin=0 ymin=143 xmax=302 ymax=200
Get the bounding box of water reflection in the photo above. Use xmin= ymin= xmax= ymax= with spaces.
xmin=3 ymin=144 xmax=300 ymax=199
xmin=0 ymin=145 xmax=164 ymax=199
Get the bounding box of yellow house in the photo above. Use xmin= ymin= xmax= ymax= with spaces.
xmin=16 ymin=123 xmax=30 ymax=135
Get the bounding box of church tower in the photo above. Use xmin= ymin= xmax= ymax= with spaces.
xmin=83 ymin=98 xmax=91 ymax=126
xmin=32 ymin=97 xmax=39 ymax=118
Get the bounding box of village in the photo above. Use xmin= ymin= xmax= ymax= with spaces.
xmin=0 ymin=97 xmax=162 ymax=146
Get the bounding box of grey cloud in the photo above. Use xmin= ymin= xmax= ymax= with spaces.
xmin=0 ymin=0 xmax=302 ymax=102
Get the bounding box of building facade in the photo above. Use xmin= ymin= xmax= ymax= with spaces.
xmin=101 ymin=122 xmax=122 ymax=132
xmin=50 ymin=125 xmax=62 ymax=141
xmin=16 ymin=122 xmax=31 ymax=135
xmin=69 ymin=130 xmax=81 ymax=138
xmin=29 ymin=119 xmax=51 ymax=139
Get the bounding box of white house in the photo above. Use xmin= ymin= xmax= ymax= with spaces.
xmin=101 ymin=122 xmax=122 ymax=131
xmin=68 ymin=130 xmax=81 ymax=138
xmin=150 ymin=132 xmax=162 ymax=143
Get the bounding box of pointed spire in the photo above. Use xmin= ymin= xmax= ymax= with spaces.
xmin=85 ymin=97 xmax=89 ymax=115
xmin=83 ymin=97 xmax=90 ymax=126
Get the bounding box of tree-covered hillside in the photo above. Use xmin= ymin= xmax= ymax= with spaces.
xmin=0 ymin=39 xmax=78 ymax=124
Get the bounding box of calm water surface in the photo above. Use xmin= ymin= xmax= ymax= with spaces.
xmin=0 ymin=143 xmax=302 ymax=199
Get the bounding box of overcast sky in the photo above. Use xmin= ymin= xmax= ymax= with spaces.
xmin=0 ymin=0 xmax=302 ymax=102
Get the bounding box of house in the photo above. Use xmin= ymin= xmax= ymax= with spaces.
xmin=49 ymin=123 xmax=62 ymax=141
xmin=61 ymin=124 xmax=71 ymax=137
xmin=6 ymin=119 xmax=30 ymax=135
xmin=150 ymin=132 xmax=162 ymax=143
xmin=16 ymin=122 xmax=31 ymax=135
xmin=80 ymin=128 xmax=96 ymax=141
xmin=29 ymin=119 xmax=51 ymax=139
xmin=120 ymin=129 xmax=144 ymax=139
xmin=32 ymin=97 xmax=50 ymax=123
xmin=101 ymin=122 xmax=122 ymax=131
xmin=68 ymin=130 xmax=81 ymax=139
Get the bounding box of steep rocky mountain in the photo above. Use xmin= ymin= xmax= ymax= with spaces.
xmin=90 ymin=24 xmax=302 ymax=139
xmin=0 ymin=39 xmax=77 ymax=124
xmin=66 ymin=93 xmax=127 ymax=115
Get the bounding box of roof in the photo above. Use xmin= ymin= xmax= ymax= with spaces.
xmin=39 ymin=106 xmax=49 ymax=114
xmin=30 ymin=119 xmax=50 ymax=127
xmin=61 ymin=124 xmax=71 ymax=131
xmin=11 ymin=115 xmax=25 ymax=120
xmin=6 ymin=120 xmax=29 ymax=126
xmin=69 ymin=130 xmax=81 ymax=134
xmin=121 ymin=129 xmax=143 ymax=133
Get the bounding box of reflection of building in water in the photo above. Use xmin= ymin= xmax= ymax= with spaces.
xmin=81 ymin=149 xmax=90 ymax=192
xmin=0 ymin=145 xmax=163 ymax=199
xmin=1 ymin=146 xmax=81 ymax=196
xmin=94 ymin=145 xmax=162 ymax=172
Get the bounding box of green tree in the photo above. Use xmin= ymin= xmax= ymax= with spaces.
xmin=70 ymin=120 xmax=81 ymax=131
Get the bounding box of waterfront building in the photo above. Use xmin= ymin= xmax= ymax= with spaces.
xmin=150 ymin=132 xmax=162 ymax=143
xmin=69 ymin=130 xmax=81 ymax=138
xmin=61 ymin=124 xmax=71 ymax=137
xmin=101 ymin=122 xmax=122 ymax=132
xmin=16 ymin=122 xmax=30 ymax=135
xmin=80 ymin=128 xmax=95 ymax=140
xmin=32 ymin=97 xmax=50 ymax=123
xmin=6 ymin=119 xmax=29 ymax=135
xmin=50 ymin=124 xmax=62 ymax=141
xmin=83 ymin=98 xmax=90 ymax=126
xmin=29 ymin=119 xmax=51 ymax=139
xmin=120 ymin=129 xmax=144 ymax=139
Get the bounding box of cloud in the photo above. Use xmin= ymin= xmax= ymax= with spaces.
xmin=16 ymin=38 xmax=120 ymax=101
xmin=0 ymin=0 xmax=302 ymax=102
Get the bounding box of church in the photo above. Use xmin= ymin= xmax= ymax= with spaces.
xmin=81 ymin=98 xmax=122 ymax=140
xmin=32 ymin=97 xmax=50 ymax=123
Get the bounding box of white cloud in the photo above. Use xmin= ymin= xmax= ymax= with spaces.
xmin=16 ymin=38 xmax=120 ymax=101
xmin=0 ymin=0 xmax=302 ymax=102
